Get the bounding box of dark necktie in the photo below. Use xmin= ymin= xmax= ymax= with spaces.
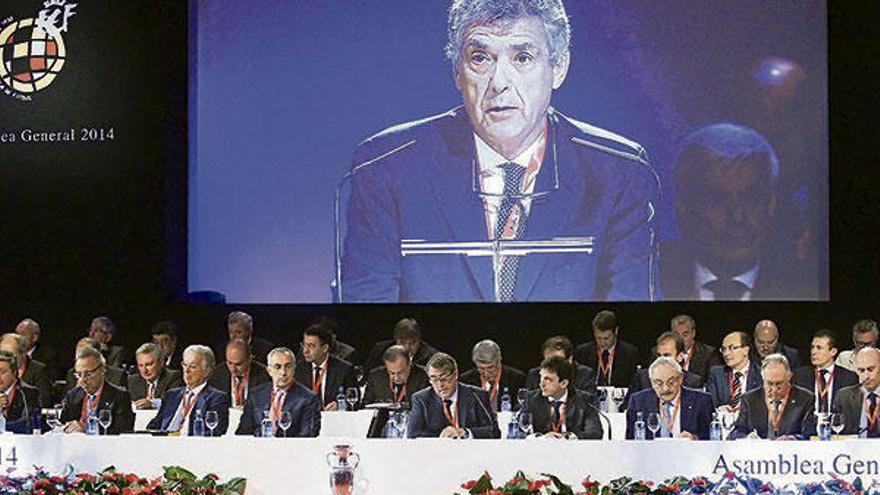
xmin=869 ymin=393 xmax=878 ymax=438
xmin=704 ymin=278 xmax=749 ymax=301
xmin=313 ymin=366 xmax=322 ymax=403
xmin=495 ymin=162 xmax=527 ymax=302
xmin=770 ymin=400 xmax=781 ymax=438
xmin=818 ymin=369 xmax=829 ymax=413
xmin=730 ymin=371 xmax=742 ymax=407
xmin=600 ymin=349 xmax=611 ymax=386
xmin=550 ymin=399 xmax=563 ymax=426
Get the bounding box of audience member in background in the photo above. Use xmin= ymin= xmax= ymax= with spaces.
xmin=147 ymin=345 xmax=229 ymax=436
xmin=525 ymin=336 xmax=596 ymax=398
xmin=792 ymin=329 xmax=858 ymax=414
xmin=88 ymin=316 xmax=128 ymax=368
xmin=730 ymin=354 xmax=815 ymax=440
xmin=60 ymin=346 xmax=134 ymax=434
xmin=64 ymin=338 xmax=127 ymax=394
xmin=308 ymin=317 xmax=357 ymax=362
xmin=224 ymin=311 xmax=275 ymax=364
xmin=574 ymin=310 xmax=640 ymax=387
xmin=15 ymin=318 xmax=58 ymax=379
xmin=670 ymin=314 xmax=718 ymax=383
xmin=836 ymin=319 xmax=879 ymax=372
xmin=208 ymin=338 xmax=270 ymax=409
xmin=407 ymin=353 xmax=499 ymax=439
xmin=520 ymin=356 xmax=602 ymax=439
xmin=128 ymin=343 xmax=183 ymax=410
xmin=237 ymin=347 xmax=321 ymax=437
xmin=362 ymin=345 xmax=429 ymax=405
xmin=364 ymin=318 xmax=440 ymax=371
xmin=706 ymin=331 xmax=762 ymax=410
xmin=0 ymin=350 xmax=41 ymax=433
xmin=151 ymin=320 xmax=181 ymax=369
xmin=626 ymin=356 xmax=713 ymax=440
xmin=460 ymin=340 xmax=525 ymax=411
xmin=625 ymin=331 xmax=703 ymax=409
xmin=833 ymin=347 xmax=880 ymax=437
xmin=0 ymin=333 xmax=52 ymax=408
xmin=294 ymin=321 xmax=357 ymax=410
xmin=751 ymin=319 xmax=801 ymax=368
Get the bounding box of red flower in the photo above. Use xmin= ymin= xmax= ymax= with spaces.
xmin=724 ymin=471 xmax=736 ymax=479
xmin=461 ymin=480 xmax=477 ymax=489
xmin=107 ymin=486 xmax=120 ymax=494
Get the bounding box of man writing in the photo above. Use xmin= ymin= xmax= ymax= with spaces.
xmin=60 ymin=347 xmax=134 ymax=434
xmin=208 ymin=338 xmax=270 ymax=409
xmin=520 ymin=356 xmax=602 ymax=439
xmin=362 ymin=345 xmax=429 ymax=405
xmin=128 ymin=343 xmax=183 ymax=410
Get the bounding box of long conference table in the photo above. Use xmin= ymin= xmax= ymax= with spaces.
xmin=5 ymin=410 xmax=879 ymax=494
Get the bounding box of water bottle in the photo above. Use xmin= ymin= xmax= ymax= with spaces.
xmin=818 ymin=413 xmax=832 ymax=441
xmin=336 ymin=386 xmax=347 ymax=411
xmin=0 ymin=413 xmax=6 ymax=433
xmin=261 ymin=410 xmax=274 ymax=438
xmin=507 ymin=416 xmax=520 ymax=439
xmin=85 ymin=413 xmax=99 ymax=435
xmin=499 ymin=387 xmax=512 ymax=413
xmin=384 ymin=420 xmax=398 ymax=439
xmin=710 ymin=411 xmax=722 ymax=440
xmin=192 ymin=410 xmax=205 ymax=437
xmin=32 ymin=412 xmax=41 ymax=435
xmin=634 ymin=411 xmax=646 ymax=440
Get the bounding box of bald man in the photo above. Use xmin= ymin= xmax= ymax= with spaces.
xmin=208 ymin=338 xmax=270 ymax=409
xmin=751 ymin=320 xmax=801 ymax=368
xmin=832 ymin=347 xmax=880 ymax=437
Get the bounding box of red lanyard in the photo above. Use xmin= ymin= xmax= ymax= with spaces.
xmin=683 ymin=345 xmax=694 ymax=370
xmin=176 ymin=388 xmax=202 ymax=431
xmin=549 ymin=402 xmax=566 ymax=433
xmin=658 ymin=394 xmax=682 ymax=435
xmin=389 ymin=376 xmax=407 ymax=403
xmin=311 ymin=363 xmax=328 ymax=395
xmin=232 ymin=371 xmax=249 ymax=406
xmin=765 ymin=387 xmax=791 ymax=434
xmin=442 ymin=400 xmax=458 ymax=428
xmin=864 ymin=394 xmax=880 ymax=432
xmin=814 ymin=367 xmax=834 ymax=406
xmin=2 ymin=384 xmax=16 ymax=417
xmin=80 ymin=385 xmax=104 ymax=423
xmin=596 ymin=346 xmax=616 ymax=379
xmin=269 ymin=387 xmax=287 ymax=422
xmin=481 ymin=369 xmax=502 ymax=404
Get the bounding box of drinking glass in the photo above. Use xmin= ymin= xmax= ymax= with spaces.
xmin=345 ymin=387 xmax=359 ymax=410
xmin=279 ymin=411 xmax=292 ymax=436
xmin=45 ymin=409 xmax=63 ymax=433
xmin=205 ymin=410 xmax=219 ymax=437
xmin=611 ymin=388 xmax=627 ymax=412
xmin=518 ymin=412 xmax=534 ymax=437
xmin=516 ymin=388 xmax=529 ymax=406
xmin=830 ymin=412 xmax=845 ymax=435
xmin=98 ymin=409 xmax=112 ymax=435
xmin=646 ymin=412 xmax=660 ymax=438
xmin=720 ymin=411 xmax=736 ymax=440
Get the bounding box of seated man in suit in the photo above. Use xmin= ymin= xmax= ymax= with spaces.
xmin=836 ymin=319 xmax=878 ymax=372
xmin=461 ymin=340 xmax=525 ymax=411
xmin=752 ymin=319 xmax=801 ymax=369
xmin=294 ymin=321 xmax=357 ymax=410
xmin=407 ymin=353 xmax=499 ymax=439
xmin=362 ymin=345 xmax=429 ymax=405
xmin=147 ymin=345 xmax=230 ymax=436
xmin=237 ymin=347 xmax=321 ymax=437
xmin=670 ymin=314 xmax=718 ymax=383
xmin=706 ymin=331 xmax=762 ymax=410
xmin=626 ymin=356 xmax=713 ymax=440
xmin=128 ymin=342 xmax=183 ymax=409
xmin=64 ymin=338 xmax=127 ymax=394
xmin=0 ymin=333 xmax=52 ymax=408
xmin=521 ymin=356 xmax=601 ymax=439
xmin=793 ymin=329 xmax=858 ymax=414
xmin=624 ymin=331 xmax=703 ymax=410
xmin=60 ymin=346 xmax=134 ymax=434
xmin=574 ymin=310 xmax=640 ymax=388
xmin=208 ymin=338 xmax=270 ymax=409
xmin=223 ymin=311 xmax=275 ymax=365
xmin=832 ymin=347 xmax=880 ymax=437
xmin=15 ymin=318 xmax=58 ymax=380
xmin=151 ymin=320 xmax=181 ymax=369
xmin=363 ymin=318 xmax=440 ymax=371
xmin=525 ymin=336 xmax=596 ymax=399
xmin=88 ymin=316 xmax=129 ymax=368
xmin=0 ymin=351 xmax=41 ymax=434
xmin=730 ymin=354 xmax=816 ymax=440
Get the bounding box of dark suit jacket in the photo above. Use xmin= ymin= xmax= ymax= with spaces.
xmin=146 ymin=384 xmax=230 ymax=435
xmin=65 ymin=365 xmax=127 ymax=394
xmin=102 ymin=344 xmax=129 ymax=368
xmin=750 ymin=344 xmax=802 ymax=370
xmin=208 ymin=361 xmax=271 ymax=407
xmin=236 ymin=382 xmax=321 ymax=437
xmin=341 ymin=106 xmax=659 ymax=302
xmin=525 ymin=363 xmax=598 ymax=401
xmin=21 ymin=357 xmax=53 ymax=408
xmin=31 ymin=344 xmax=59 ymax=377
xmin=60 ymin=381 xmax=134 ymax=434
xmin=362 ymin=365 xmax=429 ymax=405
xmin=293 ymin=355 xmax=357 ymax=407
xmin=832 ymin=385 xmax=872 ymax=436
xmin=684 ymin=341 xmax=719 ymax=384
xmin=626 ymin=387 xmax=714 ymax=440
xmin=792 ymin=365 xmax=859 ymax=412
xmin=127 ymin=367 xmax=184 ymax=402
xmin=363 ymin=339 xmax=440 ymax=372
xmin=574 ymin=339 xmax=641 ymax=388
xmin=705 ymin=362 xmax=763 ymax=408
xmin=622 ymin=368 xmax=703 ymax=411
xmin=214 ymin=336 xmax=276 ymax=366
xmin=520 ymin=389 xmax=602 ymax=439
xmin=729 ymin=385 xmax=817 ymax=439
xmin=407 ymin=383 xmax=500 ymax=438
xmin=460 ymin=365 xmax=526 ymax=411
xmin=2 ymin=382 xmax=41 ymax=434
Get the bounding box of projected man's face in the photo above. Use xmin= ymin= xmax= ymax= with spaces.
xmin=454 ymin=16 xmax=568 ymax=159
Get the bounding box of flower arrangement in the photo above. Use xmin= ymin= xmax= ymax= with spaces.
xmin=455 ymin=470 xmax=880 ymax=495
xmin=0 ymin=466 xmax=246 ymax=495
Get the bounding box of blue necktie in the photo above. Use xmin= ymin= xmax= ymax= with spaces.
xmin=659 ymin=401 xmax=672 ymax=438
xmin=495 ymin=162 xmax=527 ymax=302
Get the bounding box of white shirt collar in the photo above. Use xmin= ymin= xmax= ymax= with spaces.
xmin=549 ymin=390 xmax=568 ymax=404
xmin=695 ymin=262 xmax=760 ymax=300
xmin=186 ymin=381 xmax=208 ymax=396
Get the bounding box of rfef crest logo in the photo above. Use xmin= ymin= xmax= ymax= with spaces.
xmin=0 ymin=0 xmax=77 ymax=101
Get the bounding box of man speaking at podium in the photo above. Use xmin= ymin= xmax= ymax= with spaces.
xmin=341 ymin=0 xmax=659 ymax=303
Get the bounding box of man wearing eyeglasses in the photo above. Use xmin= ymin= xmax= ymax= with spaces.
xmin=0 ymin=351 xmax=41 ymax=434
xmin=362 ymin=345 xmax=429 ymax=406
xmin=237 ymin=347 xmax=321 ymax=437
xmin=460 ymin=340 xmax=525 ymax=411
xmin=623 ymin=331 xmax=704 ymax=411
xmin=705 ymin=331 xmax=762 ymax=411
xmin=407 ymin=353 xmax=500 ymax=439
xmin=60 ymin=346 xmax=134 ymax=434
xmin=147 ymin=345 xmax=230 ymax=435
xmin=340 ymin=0 xmax=659 ymax=303
xmin=836 ymin=319 xmax=878 ymax=372
xmin=626 ymin=356 xmax=713 ymax=440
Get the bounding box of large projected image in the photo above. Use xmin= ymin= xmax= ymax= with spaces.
xmin=188 ymin=1 xmax=827 ymax=304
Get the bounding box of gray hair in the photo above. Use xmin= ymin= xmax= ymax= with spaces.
xmin=92 ymin=316 xmax=116 ymax=334
xmin=761 ymin=353 xmax=790 ymax=374
xmin=472 ymin=339 xmax=502 ymax=363
xmin=446 ymin=0 xmax=571 ymax=68
xmin=267 ymin=346 xmax=296 ymax=364
xmin=183 ymin=344 xmax=215 ymax=369
xmin=648 ymin=356 xmax=682 ymax=380
xmin=0 ymin=333 xmax=28 ymax=356
xmin=76 ymin=345 xmax=106 ymax=366
xmin=18 ymin=318 xmax=41 ymax=334
xmin=383 ymin=344 xmax=411 ymax=363
xmin=227 ymin=311 xmax=253 ymax=331
xmin=670 ymin=314 xmax=695 ymax=332
xmin=135 ymin=342 xmax=162 ymax=361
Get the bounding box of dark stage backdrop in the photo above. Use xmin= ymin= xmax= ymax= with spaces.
xmin=0 ymin=1 xmax=877 ymax=376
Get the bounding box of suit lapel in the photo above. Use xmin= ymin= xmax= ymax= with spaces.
xmin=163 ymin=389 xmax=184 ymax=429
